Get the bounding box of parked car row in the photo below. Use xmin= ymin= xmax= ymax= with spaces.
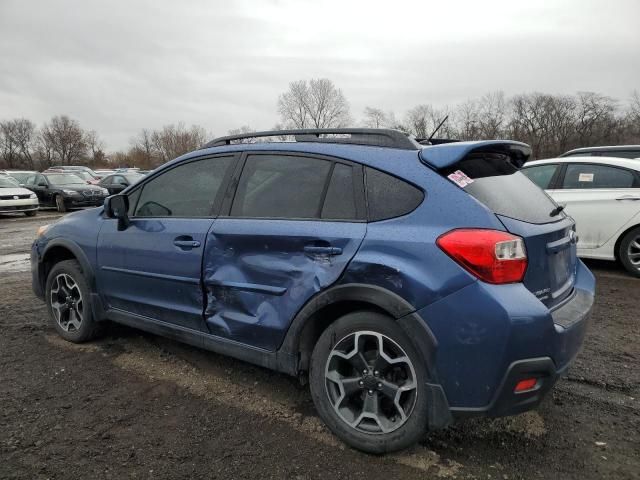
xmin=522 ymin=155 xmax=640 ymax=276
xmin=0 ymin=166 xmax=147 ymax=214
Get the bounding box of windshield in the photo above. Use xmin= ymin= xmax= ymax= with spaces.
xmin=8 ymin=172 xmax=31 ymax=184
xmin=71 ymin=171 xmax=91 ymax=181
xmin=125 ymin=174 xmax=144 ymax=183
xmin=46 ymin=173 xmax=86 ymax=186
xmin=0 ymin=176 xmax=19 ymax=188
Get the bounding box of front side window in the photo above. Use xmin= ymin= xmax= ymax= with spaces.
xmin=562 ymin=164 xmax=636 ymax=189
xmin=133 ymin=156 xmax=234 ymax=217
xmin=231 ymin=154 xmax=332 ymax=219
xmin=521 ymin=164 xmax=559 ymax=189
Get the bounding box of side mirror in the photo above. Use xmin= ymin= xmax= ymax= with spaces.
xmin=104 ymin=194 xmax=130 ymax=230
xmin=37 ymin=182 xmax=47 ymax=187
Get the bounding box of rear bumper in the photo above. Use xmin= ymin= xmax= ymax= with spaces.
xmin=414 ymin=259 xmax=595 ymax=418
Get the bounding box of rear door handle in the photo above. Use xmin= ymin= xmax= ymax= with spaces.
xmin=303 ymin=246 xmax=342 ymax=256
xmin=615 ymin=196 xmax=640 ymax=201
xmin=173 ymin=239 xmax=201 ymax=249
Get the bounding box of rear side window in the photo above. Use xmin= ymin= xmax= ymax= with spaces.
xmin=365 ymin=167 xmax=424 ymax=221
xmin=321 ymin=163 xmax=358 ymax=220
xmin=449 ymin=153 xmax=560 ymax=224
xmin=134 ymin=156 xmax=233 ymax=217
xmin=232 ymin=154 xmax=332 ymax=219
xmin=521 ymin=164 xmax=558 ymax=189
xmin=562 ymin=164 xmax=636 ymax=189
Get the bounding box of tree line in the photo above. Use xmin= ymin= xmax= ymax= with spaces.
xmin=2 ymin=79 xmax=639 ymax=171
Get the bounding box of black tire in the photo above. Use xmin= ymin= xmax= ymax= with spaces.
xmin=25 ymin=210 xmax=37 ymax=217
xmin=45 ymin=259 xmax=103 ymax=342
xmin=618 ymin=227 xmax=640 ymax=278
xmin=55 ymin=194 xmax=67 ymax=213
xmin=309 ymin=311 xmax=429 ymax=453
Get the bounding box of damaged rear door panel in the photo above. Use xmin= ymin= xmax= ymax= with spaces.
xmin=202 ymin=152 xmax=367 ymax=351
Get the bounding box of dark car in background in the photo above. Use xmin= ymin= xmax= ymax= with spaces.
xmin=559 ymin=145 xmax=640 ymax=159
xmin=25 ymin=172 xmax=109 ymax=212
xmin=98 ymin=172 xmax=145 ymax=195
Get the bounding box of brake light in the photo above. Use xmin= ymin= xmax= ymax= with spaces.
xmin=437 ymin=229 xmax=527 ymax=284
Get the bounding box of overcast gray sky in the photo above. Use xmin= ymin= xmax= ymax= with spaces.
xmin=1 ymin=0 xmax=639 ymax=151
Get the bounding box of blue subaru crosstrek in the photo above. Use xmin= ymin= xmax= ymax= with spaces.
xmin=31 ymin=129 xmax=595 ymax=453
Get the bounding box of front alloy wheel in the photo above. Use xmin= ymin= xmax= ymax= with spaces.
xmin=49 ymin=273 xmax=84 ymax=332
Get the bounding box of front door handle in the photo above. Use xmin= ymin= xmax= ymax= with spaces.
xmin=303 ymin=245 xmax=342 ymax=256
xmin=615 ymin=196 xmax=640 ymax=201
xmin=173 ymin=238 xmax=201 ymax=249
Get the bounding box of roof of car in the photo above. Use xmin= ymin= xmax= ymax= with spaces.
xmin=560 ymin=145 xmax=640 ymax=155
xmin=526 ymin=156 xmax=640 ymax=171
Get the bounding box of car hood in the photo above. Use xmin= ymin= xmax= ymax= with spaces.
xmin=56 ymin=184 xmax=105 ymax=192
xmin=0 ymin=187 xmax=36 ymax=196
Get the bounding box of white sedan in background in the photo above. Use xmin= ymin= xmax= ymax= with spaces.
xmin=522 ymin=157 xmax=640 ymax=276
xmin=0 ymin=175 xmax=39 ymax=216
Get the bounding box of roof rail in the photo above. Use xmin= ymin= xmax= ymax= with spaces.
xmin=202 ymin=128 xmax=421 ymax=150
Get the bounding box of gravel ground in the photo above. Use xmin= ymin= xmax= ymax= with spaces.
xmin=1 ymin=211 xmax=638 ymax=479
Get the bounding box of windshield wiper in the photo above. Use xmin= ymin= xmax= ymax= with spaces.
xmin=550 ymin=204 xmax=565 ymax=217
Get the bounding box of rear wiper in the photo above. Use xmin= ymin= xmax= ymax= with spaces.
xmin=550 ymin=204 xmax=565 ymax=217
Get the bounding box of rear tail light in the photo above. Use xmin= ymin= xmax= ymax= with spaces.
xmin=437 ymin=229 xmax=527 ymax=284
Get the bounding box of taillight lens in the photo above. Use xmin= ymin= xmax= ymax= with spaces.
xmin=437 ymin=229 xmax=527 ymax=284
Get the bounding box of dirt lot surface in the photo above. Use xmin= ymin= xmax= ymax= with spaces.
xmin=1 ymin=211 xmax=639 ymax=479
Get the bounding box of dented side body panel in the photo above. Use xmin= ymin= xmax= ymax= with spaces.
xmin=203 ymin=218 xmax=366 ymax=351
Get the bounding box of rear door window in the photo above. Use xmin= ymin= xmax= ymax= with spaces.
xmin=521 ymin=164 xmax=559 ymax=189
xmin=561 ymin=164 xmax=637 ymax=189
xmin=321 ymin=163 xmax=359 ymax=220
xmin=365 ymin=167 xmax=424 ymax=221
xmin=231 ymin=154 xmax=332 ymax=219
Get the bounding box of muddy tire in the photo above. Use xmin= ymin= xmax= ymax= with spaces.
xmin=45 ymin=259 xmax=103 ymax=343
xmin=55 ymin=194 xmax=67 ymax=213
xmin=309 ymin=311 xmax=429 ymax=454
xmin=618 ymin=227 xmax=640 ymax=278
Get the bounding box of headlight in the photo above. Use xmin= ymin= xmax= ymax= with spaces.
xmin=101 ymin=188 xmax=109 ymax=195
xmin=62 ymin=189 xmax=79 ymax=195
xmin=36 ymin=224 xmax=50 ymax=238
xmin=29 ymin=193 xmax=37 ymax=199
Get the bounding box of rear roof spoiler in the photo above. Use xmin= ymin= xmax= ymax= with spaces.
xmin=419 ymin=140 xmax=532 ymax=170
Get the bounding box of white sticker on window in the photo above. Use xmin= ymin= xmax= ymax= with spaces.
xmin=447 ymin=170 xmax=474 ymax=188
xmin=578 ymin=173 xmax=594 ymax=182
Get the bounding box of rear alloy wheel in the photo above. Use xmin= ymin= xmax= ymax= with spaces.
xmin=619 ymin=227 xmax=640 ymax=278
xmin=55 ymin=194 xmax=67 ymax=213
xmin=45 ymin=259 xmax=103 ymax=342
xmin=309 ymin=312 xmax=429 ymax=453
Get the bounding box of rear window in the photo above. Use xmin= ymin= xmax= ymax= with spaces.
xmin=446 ymin=153 xmax=561 ymax=224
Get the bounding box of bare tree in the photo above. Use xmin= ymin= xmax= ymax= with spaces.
xmin=39 ymin=115 xmax=87 ymax=166
xmin=0 ymin=121 xmax=20 ymax=168
xmin=574 ymin=92 xmax=617 ymax=146
xmin=278 ymin=78 xmax=350 ymax=129
xmin=476 ymin=91 xmax=506 ymax=139
xmin=85 ymin=130 xmax=106 ymax=166
xmin=362 ymin=107 xmax=389 ymax=128
xmin=404 ymin=104 xmax=452 ymax=139
xmin=150 ymin=123 xmax=208 ymax=163
xmin=227 ymin=125 xmax=256 ymax=143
